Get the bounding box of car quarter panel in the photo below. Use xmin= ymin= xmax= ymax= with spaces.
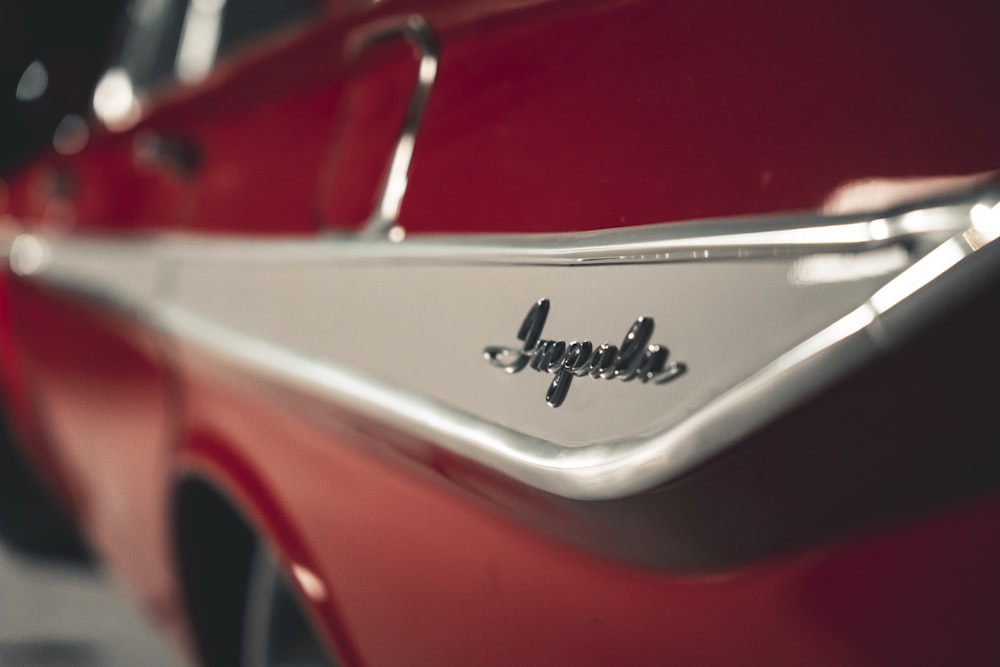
xmin=172 ymin=327 xmax=1000 ymax=666
xmin=1 ymin=0 xmax=999 ymax=664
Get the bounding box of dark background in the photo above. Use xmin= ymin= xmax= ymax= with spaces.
xmin=0 ymin=0 xmax=128 ymax=175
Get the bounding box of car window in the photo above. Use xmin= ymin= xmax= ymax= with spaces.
xmin=175 ymin=0 xmax=318 ymax=82
xmin=116 ymin=0 xmax=190 ymax=92
xmin=216 ymin=0 xmax=317 ymax=60
xmin=95 ymin=0 xmax=318 ymax=128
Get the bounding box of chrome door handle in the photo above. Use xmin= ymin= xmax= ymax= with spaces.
xmin=348 ymin=15 xmax=439 ymax=241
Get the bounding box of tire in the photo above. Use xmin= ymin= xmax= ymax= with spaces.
xmin=242 ymin=544 xmax=336 ymax=667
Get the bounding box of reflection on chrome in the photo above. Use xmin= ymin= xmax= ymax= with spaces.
xmin=866 ymin=200 xmax=1000 ymax=315
xmin=352 ymin=15 xmax=439 ymax=240
xmin=790 ymin=246 xmax=910 ymax=285
xmin=970 ymin=200 xmax=1000 ymax=241
xmin=93 ymin=67 xmax=142 ymax=131
xmin=869 ymin=235 xmax=972 ymax=315
xmin=175 ymin=0 xmax=227 ymax=83
xmin=822 ymin=172 xmax=999 ymax=214
xmin=9 ymin=235 xmax=50 ymax=277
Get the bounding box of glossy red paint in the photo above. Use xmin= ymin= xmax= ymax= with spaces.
xmin=6 ymin=280 xmax=180 ymax=617
xmin=1 ymin=0 xmax=999 ymax=665
xmin=10 ymin=1 xmax=999 ymax=235
xmin=175 ymin=341 xmax=1000 ymax=666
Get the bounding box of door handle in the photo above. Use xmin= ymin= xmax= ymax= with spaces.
xmin=347 ymin=16 xmax=439 ymax=241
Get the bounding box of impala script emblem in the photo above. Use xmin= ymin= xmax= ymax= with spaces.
xmin=483 ymin=299 xmax=687 ymax=408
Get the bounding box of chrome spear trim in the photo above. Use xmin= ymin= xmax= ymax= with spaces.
xmin=8 ymin=189 xmax=1000 ymax=499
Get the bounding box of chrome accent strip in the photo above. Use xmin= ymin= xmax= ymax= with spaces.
xmin=105 ymin=196 xmax=977 ymax=266
xmin=10 ymin=192 xmax=1000 ymax=500
xmin=349 ymin=15 xmax=439 ymax=241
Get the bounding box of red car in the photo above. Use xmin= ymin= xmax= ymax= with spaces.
xmin=2 ymin=1 xmax=1000 ymax=665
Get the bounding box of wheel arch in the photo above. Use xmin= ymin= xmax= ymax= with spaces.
xmin=170 ymin=431 xmax=352 ymax=667
xmin=172 ymin=475 xmax=257 ymax=666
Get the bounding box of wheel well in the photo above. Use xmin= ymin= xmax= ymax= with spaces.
xmin=0 ymin=407 xmax=89 ymax=562
xmin=173 ymin=477 xmax=257 ymax=667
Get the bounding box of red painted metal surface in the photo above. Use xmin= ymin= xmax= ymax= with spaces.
xmin=9 ymin=1 xmax=1000 ymax=234
xmin=1 ymin=0 xmax=999 ymax=664
xmin=174 ymin=338 xmax=1000 ymax=666
xmin=6 ymin=281 xmax=180 ymax=620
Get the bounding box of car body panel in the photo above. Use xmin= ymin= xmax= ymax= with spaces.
xmin=1 ymin=0 xmax=999 ymax=665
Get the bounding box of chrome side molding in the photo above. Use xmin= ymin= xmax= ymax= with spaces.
xmin=8 ymin=189 xmax=1000 ymax=500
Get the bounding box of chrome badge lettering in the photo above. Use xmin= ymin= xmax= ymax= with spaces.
xmin=484 ymin=299 xmax=687 ymax=407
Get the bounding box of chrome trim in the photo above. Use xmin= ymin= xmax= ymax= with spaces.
xmin=348 ymin=15 xmax=439 ymax=241
xmin=124 ymin=195 xmax=980 ymax=266
xmin=9 ymin=191 xmax=1000 ymax=500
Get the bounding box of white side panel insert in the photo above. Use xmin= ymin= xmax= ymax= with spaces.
xmin=11 ymin=191 xmax=1000 ymax=499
